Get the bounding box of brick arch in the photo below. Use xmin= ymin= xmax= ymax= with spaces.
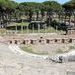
xmin=68 ymin=39 xmax=72 ymax=43
xmin=23 ymin=40 xmax=26 ymax=44
xmin=10 ymin=40 xmax=12 ymax=44
xmin=14 ymin=40 xmax=18 ymax=44
xmin=55 ymin=39 xmax=58 ymax=42
xmin=39 ymin=39 xmax=42 ymax=43
xmin=30 ymin=40 xmax=34 ymax=44
xmin=46 ymin=39 xmax=50 ymax=44
xmin=61 ymin=39 xmax=65 ymax=43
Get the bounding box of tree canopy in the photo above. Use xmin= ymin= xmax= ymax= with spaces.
xmin=0 ymin=0 xmax=74 ymax=28
xmin=63 ymin=0 xmax=75 ymax=11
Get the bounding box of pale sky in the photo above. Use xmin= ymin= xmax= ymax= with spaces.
xmin=14 ymin=0 xmax=70 ymax=4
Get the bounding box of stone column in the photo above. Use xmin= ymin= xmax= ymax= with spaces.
xmin=21 ymin=25 xmax=23 ymax=34
xmin=38 ymin=23 xmax=40 ymax=33
xmin=16 ymin=25 xmax=17 ymax=34
xmin=33 ymin=24 xmax=34 ymax=33
xmin=27 ymin=25 xmax=29 ymax=34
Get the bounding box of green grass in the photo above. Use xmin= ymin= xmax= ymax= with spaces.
xmin=21 ymin=45 xmax=48 ymax=55
xmin=6 ymin=22 xmax=65 ymax=34
xmin=56 ymin=49 xmax=69 ymax=54
xmin=7 ymin=22 xmax=29 ymax=27
xmin=0 ymin=29 xmax=6 ymax=35
xmin=7 ymin=27 xmax=65 ymax=34
xmin=21 ymin=46 xmax=34 ymax=53
xmin=69 ymin=46 xmax=75 ymax=50
xmin=56 ymin=48 xmax=70 ymax=54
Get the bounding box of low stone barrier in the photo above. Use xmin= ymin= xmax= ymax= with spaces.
xmin=8 ymin=38 xmax=74 ymax=45
xmin=1 ymin=34 xmax=75 ymax=45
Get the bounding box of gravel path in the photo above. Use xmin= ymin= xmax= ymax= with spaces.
xmin=0 ymin=43 xmax=75 ymax=75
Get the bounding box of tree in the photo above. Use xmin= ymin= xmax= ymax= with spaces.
xmin=43 ymin=1 xmax=62 ymax=12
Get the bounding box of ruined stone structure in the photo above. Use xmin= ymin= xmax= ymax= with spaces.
xmin=67 ymin=26 xmax=75 ymax=35
xmin=1 ymin=34 xmax=75 ymax=45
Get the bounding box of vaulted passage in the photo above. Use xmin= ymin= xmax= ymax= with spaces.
xmin=8 ymin=38 xmax=75 ymax=45
xmin=23 ymin=40 xmax=26 ymax=44
xmin=15 ymin=40 xmax=18 ymax=44
xmin=55 ymin=39 xmax=57 ymax=42
xmin=30 ymin=40 xmax=34 ymax=44
xmin=69 ymin=39 xmax=72 ymax=43
xmin=10 ymin=41 xmax=12 ymax=44
xmin=46 ymin=39 xmax=50 ymax=44
xmin=62 ymin=39 xmax=65 ymax=43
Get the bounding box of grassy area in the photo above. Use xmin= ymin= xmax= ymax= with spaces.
xmin=20 ymin=45 xmax=48 ymax=55
xmin=69 ymin=45 xmax=75 ymax=50
xmin=7 ymin=22 xmax=29 ymax=27
xmin=0 ymin=29 xmax=6 ymax=35
xmin=7 ymin=27 xmax=65 ymax=34
xmin=56 ymin=44 xmax=75 ymax=54
xmin=24 ymin=27 xmax=64 ymax=34
xmin=21 ymin=44 xmax=70 ymax=55
xmin=6 ymin=22 xmax=65 ymax=34
xmin=5 ymin=21 xmax=66 ymax=35
xmin=55 ymin=48 xmax=70 ymax=54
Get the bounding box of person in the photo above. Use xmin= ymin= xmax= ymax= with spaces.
xmin=59 ymin=56 xmax=63 ymax=63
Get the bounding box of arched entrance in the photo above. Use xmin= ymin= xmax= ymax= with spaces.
xmin=15 ymin=40 xmax=17 ymax=44
xmin=10 ymin=41 xmax=12 ymax=44
xmin=30 ymin=40 xmax=34 ymax=44
xmin=23 ymin=40 xmax=26 ymax=44
xmin=46 ymin=39 xmax=50 ymax=44
xmin=62 ymin=39 xmax=65 ymax=43
xmin=55 ymin=39 xmax=57 ymax=42
xmin=69 ymin=39 xmax=72 ymax=43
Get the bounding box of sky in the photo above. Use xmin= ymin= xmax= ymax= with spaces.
xmin=14 ymin=0 xmax=70 ymax=4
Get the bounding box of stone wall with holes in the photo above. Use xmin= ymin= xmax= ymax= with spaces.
xmin=7 ymin=38 xmax=75 ymax=45
xmin=2 ymin=34 xmax=75 ymax=45
xmin=67 ymin=30 xmax=75 ymax=35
